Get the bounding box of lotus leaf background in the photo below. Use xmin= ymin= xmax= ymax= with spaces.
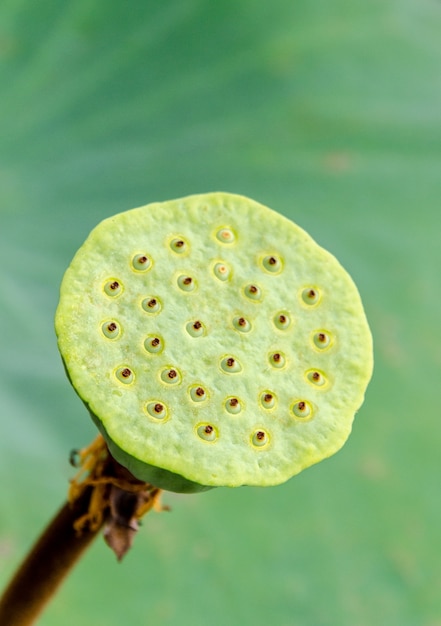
xmin=1 ymin=1 xmax=440 ymax=625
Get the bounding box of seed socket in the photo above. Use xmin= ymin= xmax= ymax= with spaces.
xmin=306 ymin=369 xmax=326 ymax=387
xmin=213 ymin=262 xmax=231 ymax=281
xmin=132 ymin=254 xmax=151 ymax=272
xmin=252 ymin=429 xmax=269 ymax=448
xmin=216 ymin=228 xmax=235 ymax=244
xmin=274 ymin=312 xmax=291 ymax=330
xmin=197 ymin=423 xmax=217 ymax=442
xmin=146 ymin=401 xmax=167 ymax=420
xmin=233 ymin=316 xmax=251 ymax=333
xmin=313 ymin=331 xmax=331 ymax=350
xmin=269 ymin=352 xmax=286 ymax=368
xmin=225 ymin=397 xmax=241 ymax=414
xmin=142 ymin=297 xmax=161 ymax=314
xmin=144 ymin=335 xmax=163 ymax=354
xmin=116 ymin=366 xmax=134 ymax=384
xmin=221 ymin=356 xmax=242 ymax=373
xmin=186 ymin=320 xmax=205 ymax=337
xmin=190 ymin=385 xmax=207 ymax=403
xmin=178 ymin=275 xmax=196 ymax=292
xmin=301 ymin=287 xmax=320 ymax=306
xmin=244 ymin=284 xmax=262 ymax=301
xmin=263 ymin=255 xmax=282 ymax=273
xmin=292 ymin=400 xmax=312 ymax=419
xmin=261 ymin=391 xmax=276 ymax=409
xmin=170 ymin=238 xmax=187 ymax=254
xmin=161 ymin=367 xmax=181 ymax=385
xmin=102 ymin=321 xmax=120 ymax=339
xmin=104 ymin=280 xmax=122 ymax=297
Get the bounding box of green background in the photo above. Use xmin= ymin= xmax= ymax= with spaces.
xmin=1 ymin=1 xmax=440 ymax=625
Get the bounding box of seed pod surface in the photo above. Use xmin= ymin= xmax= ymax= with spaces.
xmin=55 ymin=193 xmax=373 ymax=492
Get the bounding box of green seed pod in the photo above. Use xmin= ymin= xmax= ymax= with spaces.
xmin=55 ymin=192 xmax=373 ymax=493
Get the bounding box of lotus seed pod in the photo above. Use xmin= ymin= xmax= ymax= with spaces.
xmin=55 ymin=192 xmax=373 ymax=493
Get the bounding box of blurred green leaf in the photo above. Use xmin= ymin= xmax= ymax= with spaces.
xmin=1 ymin=1 xmax=440 ymax=625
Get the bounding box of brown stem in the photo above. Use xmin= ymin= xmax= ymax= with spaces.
xmin=0 ymin=486 xmax=102 ymax=626
xmin=0 ymin=437 xmax=164 ymax=625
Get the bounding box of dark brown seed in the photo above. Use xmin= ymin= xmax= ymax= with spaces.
xmin=308 ymin=289 xmax=316 ymax=298
xmin=318 ymin=333 xmax=326 ymax=342
xmin=204 ymin=425 xmax=213 ymax=434
xmin=148 ymin=298 xmax=157 ymax=307
xmin=154 ymin=403 xmax=164 ymax=413
xmin=175 ymin=240 xmax=184 ymax=247
xmin=107 ymin=322 xmax=117 ymax=332
xmin=196 ymin=387 xmax=205 ymax=397
xmin=226 ymin=358 xmax=235 ymax=367
xmin=273 ymin=353 xmax=281 ymax=362
xmin=249 ymin=285 xmax=258 ymax=294
xmin=269 ymin=257 xmax=277 ymax=265
xmin=183 ymin=277 xmax=192 ymax=285
xmin=151 ymin=337 xmax=160 ymax=347
xmin=229 ymin=398 xmax=239 ymax=407
xmin=121 ymin=368 xmax=131 ymax=378
xmin=138 ymin=256 xmax=148 ymax=264
xmin=298 ymin=401 xmax=306 ymax=411
xmin=264 ymin=393 xmax=273 ymax=402
xmin=193 ymin=320 xmax=202 ymax=330
xmin=110 ymin=281 xmax=119 ymax=290
xmin=279 ymin=315 xmax=286 ymax=324
xmin=256 ymin=431 xmax=265 ymax=440
xmin=238 ymin=317 xmax=246 ymax=326
xmin=168 ymin=369 xmax=177 ymax=379
xmin=312 ymin=371 xmax=320 ymax=381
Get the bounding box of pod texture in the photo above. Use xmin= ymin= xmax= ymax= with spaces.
xmin=55 ymin=193 xmax=373 ymax=492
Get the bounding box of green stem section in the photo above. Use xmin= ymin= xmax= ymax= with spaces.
xmin=0 ymin=487 xmax=101 ymax=626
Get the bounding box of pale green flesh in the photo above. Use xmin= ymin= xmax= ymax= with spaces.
xmin=90 ymin=409 xmax=213 ymax=493
xmin=55 ymin=192 xmax=373 ymax=492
